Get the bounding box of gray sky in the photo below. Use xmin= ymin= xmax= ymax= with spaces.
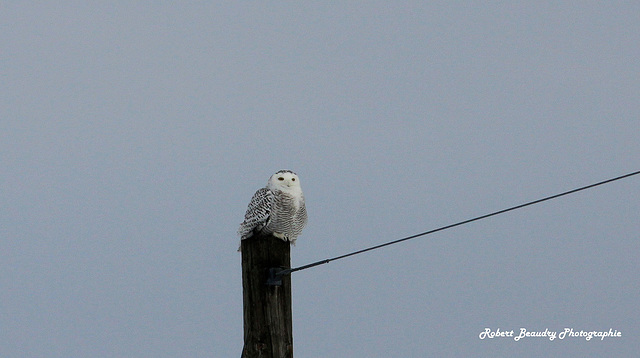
xmin=2 ymin=2 xmax=639 ymax=357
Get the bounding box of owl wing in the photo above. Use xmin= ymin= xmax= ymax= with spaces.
xmin=238 ymin=187 xmax=274 ymax=240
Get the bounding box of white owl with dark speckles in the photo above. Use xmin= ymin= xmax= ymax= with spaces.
xmin=238 ymin=170 xmax=308 ymax=248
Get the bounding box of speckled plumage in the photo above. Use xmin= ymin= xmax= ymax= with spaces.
xmin=238 ymin=170 xmax=307 ymax=248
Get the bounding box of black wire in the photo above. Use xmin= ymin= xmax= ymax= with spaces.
xmin=278 ymin=170 xmax=640 ymax=277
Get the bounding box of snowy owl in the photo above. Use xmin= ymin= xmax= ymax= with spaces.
xmin=238 ymin=170 xmax=308 ymax=247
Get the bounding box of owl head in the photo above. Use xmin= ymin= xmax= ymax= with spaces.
xmin=267 ymin=170 xmax=302 ymax=192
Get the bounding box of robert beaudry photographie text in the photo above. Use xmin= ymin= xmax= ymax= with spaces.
xmin=479 ymin=328 xmax=622 ymax=341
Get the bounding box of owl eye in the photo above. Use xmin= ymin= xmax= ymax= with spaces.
xmin=291 ymin=178 xmax=296 ymax=181
xmin=278 ymin=177 xmax=284 ymax=181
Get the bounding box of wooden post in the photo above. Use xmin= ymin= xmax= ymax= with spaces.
xmin=241 ymin=233 xmax=293 ymax=358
